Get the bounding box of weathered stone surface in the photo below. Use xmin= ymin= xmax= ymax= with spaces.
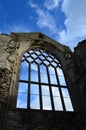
xmin=73 ymin=39 xmax=86 ymax=74
xmin=0 ymin=34 xmax=11 ymax=44
xmin=0 ymin=102 xmax=6 ymax=130
xmin=5 ymin=40 xmax=20 ymax=63
xmin=5 ymin=110 xmax=86 ymax=130
xmin=0 ymin=68 xmax=11 ymax=103
xmin=0 ymin=33 xmax=86 ymax=130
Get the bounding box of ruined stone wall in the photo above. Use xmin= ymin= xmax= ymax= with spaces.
xmin=0 ymin=33 xmax=86 ymax=130
xmin=4 ymin=110 xmax=86 ymax=130
xmin=73 ymin=40 xmax=86 ymax=109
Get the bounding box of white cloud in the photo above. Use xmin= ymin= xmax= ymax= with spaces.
xmin=28 ymin=0 xmax=86 ymax=50
xmin=28 ymin=0 xmax=58 ymax=36
xmin=28 ymin=0 xmax=38 ymax=8
xmin=36 ymin=8 xmax=58 ymax=34
xmin=58 ymin=0 xmax=86 ymax=49
xmin=44 ymin=0 xmax=61 ymax=10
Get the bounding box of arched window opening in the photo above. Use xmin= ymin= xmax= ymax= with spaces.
xmin=16 ymin=49 xmax=74 ymax=111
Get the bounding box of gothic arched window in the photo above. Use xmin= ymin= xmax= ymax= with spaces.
xmin=16 ymin=49 xmax=74 ymax=111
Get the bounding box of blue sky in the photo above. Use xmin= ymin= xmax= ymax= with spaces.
xmin=0 ymin=0 xmax=86 ymax=50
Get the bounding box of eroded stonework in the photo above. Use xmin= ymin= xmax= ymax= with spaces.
xmin=5 ymin=40 xmax=20 ymax=63
xmin=0 ymin=33 xmax=86 ymax=130
xmin=0 ymin=68 xmax=11 ymax=103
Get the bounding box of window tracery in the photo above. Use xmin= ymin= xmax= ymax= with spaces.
xmin=16 ymin=49 xmax=73 ymax=111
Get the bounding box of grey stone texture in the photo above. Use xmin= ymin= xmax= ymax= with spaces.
xmin=0 ymin=32 xmax=86 ymax=130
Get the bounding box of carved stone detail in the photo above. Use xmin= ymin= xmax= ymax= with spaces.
xmin=5 ymin=40 xmax=20 ymax=63
xmin=0 ymin=68 xmax=11 ymax=103
xmin=6 ymin=41 xmax=20 ymax=53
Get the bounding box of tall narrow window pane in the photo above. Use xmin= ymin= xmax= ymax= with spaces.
xmin=20 ymin=61 xmax=28 ymax=80
xmin=18 ymin=82 xmax=28 ymax=93
xmin=41 ymin=85 xmax=50 ymax=96
xmin=57 ymin=67 xmax=66 ymax=86
xmin=30 ymin=95 xmax=40 ymax=109
xmin=42 ymin=85 xmax=51 ymax=110
xmin=63 ymin=98 xmax=74 ymax=111
xmin=53 ymin=97 xmax=63 ymax=111
xmin=49 ymin=75 xmax=57 ymax=84
xmin=49 ymin=66 xmax=55 ymax=75
xmin=58 ymin=76 xmax=66 ymax=86
xmin=16 ymin=93 xmax=28 ymax=108
xmin=16 ymin=82 xmax=28 ymax=108
xmin=49 ymin=67 xmax=57 ymax=84
xmin=61 ymin=88 xmax=69 ymax=97
xmin=61 ymin=88 xmax=74 ymax=111
xmin=30 ymin=84 xmax=40 ymax=109
xmin=57 ymin=67 xmax=64 ymax=76
xmin=52 ymin=87 xmax=63 ymax=111
xmin=31 ymin=63 xmax=38 ymax=82
xmin=40 ymin=65 xmax=48 ymax=83
xmin=52 ymin=87 xmax=60 ymax=97
xmin=42 ymin=96 xmax=52 ymax=110
xmin=30 ymin=84 xmax=39 ymax=94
